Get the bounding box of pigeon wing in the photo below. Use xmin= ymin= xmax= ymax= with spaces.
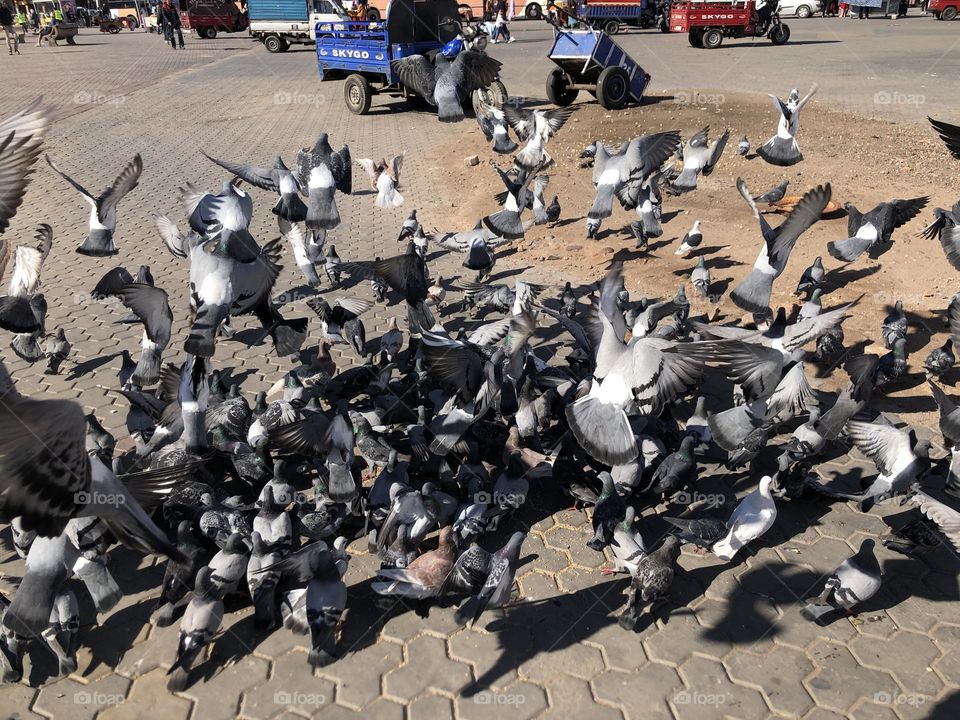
xmin=930 ymin=117 xmax=960 ymax=159
xmin=767 ymin=183 xmax=831 ymax=270
xmin=910 ymin=491 xmax=960 ymax=554
xmin=202 ymin=153 xmax=280 ymax=192
xmin=392 ymin=55 xmax=439 ymax=103
xmin=98 ymin=154 xmax=143 ymax=221
xmin=116 ymin=283 xmax=173 ymax=347
xmin=844 ymin=420 xmax=912 ymax=477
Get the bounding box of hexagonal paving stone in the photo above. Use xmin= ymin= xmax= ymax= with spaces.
xmin=317 ymin=640 xmax=402 ymax=710
xmin=34 ymin=674 xmax=129 ymax=720
xmin=583 ymin=622 xmax=649 ymax=673
xmin=540 ymin=675 xmax=623 ymax=720
xmin=544 ymin=526 xmax=605 ymax=569
xmin=517 ymin=570 xmax=559 ymax=602
xmin=98 ymin=668 xmax=189 ymax=720
xmin=849 ymin=700 xmax=902 ymax=720
xmin=449 ymin=628 xmax=519 ymax=690
xmin=241 ymin=651 xmax=336 ymax=720
xmin=315 ymin=698 xmax=405 ymax=720
xmin=673 ymin=656 xmax=769 ymax=720
xmin=457 ymin=681 xmax=548 ymax=720
xmin=592 ymin=665 xmax=682 ymax=718
xmin=181 ymin=654 xmax=269 ymax=720
xmin=850 ymin=630 xmax=943 ymax=697
xmin=517 ymin=639 xmax=606 ymax=684
xmin=1 ymin=684 xmax=41 ymax=720
xmin=725 ymin=645 xmax=814 ymax=717
xmin=804 ymin=640 xmax=899 ymax=714
xmin=383 ymin=636 xmax=472 ymax=702
xmin=407 ymin=694 xmax=454 ymax=720
xmin=645 ymin=610 xmax=729 ymax=665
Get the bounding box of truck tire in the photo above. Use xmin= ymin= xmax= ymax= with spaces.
xmin=125 ymin=15 xmax=139 ymax=29
xmin=526 ymin=2 xmax=543 ymax=19
xmin=205 ymin=27 xmax=218 ymax=39
xmin=264 ymin=34 xmax=285 ymax=53
xmin=108 ymin=24 xmax=120 ymax=34
xmin=943 ymin=6 xmax=958 ymax=18
xmin=701 ymin=28 xmax=723 ymax=48
xmin=344 ymin=74 xmax=372 ymax=115
xmin=603 ymin=19 xmax=620 ymax=34
xmin=769 ymin=23 xmax=790 ymax=44
xmin=688 ymin=29 xmax=703 ymax=46
xmin=546 ymin=67 xmax=578 ymax=106
xmin=596 ymin=66 xmax=630 ymax=110
xmin=367 ymin=7 xmax=381 ymax=21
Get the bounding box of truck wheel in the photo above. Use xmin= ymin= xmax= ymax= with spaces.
xmin=796 ymin=4 xmax=812 ymax=17
xmin=603 ymin=19 xmax=620 ymax=34
xmin=943 ymin=6 xmax=958 ymax=19
xmin=344 ymin=74 xmax=372 ymax=115
xmin=545 ymin=67 xmax=578 ymax=106
xmin=526 ymin=2 xmax=543 ymax=19
xmin=688 ymin=29 xmax=703 ymax=46
xmin=596 ymin=66 xmax=630 ymax=110
xmin=108 ymin=24 xmax=120 ymax=34
xmin=769 ymin=23 xmax=790 ymax=44
xmin=472 ymin=80 xmax=509 ymax=115
xmin=125 ymin=15 xmax=139 ymax=29
xmin=367 ymin=7 xmax=381 ymax=21
xmin=701 ymin=28 xmax=722 ymax=48
xmin=205 ymin=27 xmax=217 ymax=39
xmin=264 ymin=34 xmax=284 ymax=53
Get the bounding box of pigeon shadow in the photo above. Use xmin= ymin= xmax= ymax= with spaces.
xmin=550 ymin=217 xmax=581 ymax=229
xmin=65 ymin=351 xmax=122 ymax=381
xmin=80 ymin=598 xmax=158 ymax=680
xmin=928 ymin=691 xmax=960 ymax=720
xmin=821 ymin=265 xmax=881 ymax=292
xmin=660 ymin=210 xmax=683 ymax=224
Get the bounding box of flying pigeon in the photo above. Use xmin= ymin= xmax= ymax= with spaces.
xmin=757 ymin=84 xmax=817 ymax=166
xmin=202 ymin=152 xmax=307 ymax=222
xmin=828 ymin=197 xmax=929 ymax=262
xmin=668 ymin=126 xmax=729 ymax=194
xmin=502 ymin=104 xmax=576 ymax=170
xmin=392 ymin=51 xmax=502 ymax=123
xmin=475 ymin=100 xmax=518 ymax=154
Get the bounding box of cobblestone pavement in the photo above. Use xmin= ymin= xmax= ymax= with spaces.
xmin=0 ymin=23 xmax=959 ymax=720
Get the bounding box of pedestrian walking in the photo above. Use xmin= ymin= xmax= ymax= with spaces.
xmin=16 ymin=5 xmax=27 ymax=33
xmin=160 ymin=0 xmax=183 ymax=49
xmin=29 ymin=6 xmax=37 ymax=31
xmin=0 ymin=2 xmax=21 ymax=55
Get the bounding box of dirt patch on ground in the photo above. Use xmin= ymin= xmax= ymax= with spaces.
xmin=424 ymin=92 xmax=960 ymax=430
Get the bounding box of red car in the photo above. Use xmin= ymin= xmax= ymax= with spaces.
xmin=929 ymin=0 xmax=959 ymax=19
xmin=179 ymin=0 xmax=249 ymax=38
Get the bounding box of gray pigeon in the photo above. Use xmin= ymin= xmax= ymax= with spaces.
xmin=502 ymin=104 xmax=576 ymax=170
xmin=392 ymin=51 xmax=502 ymax=123
xmin=794 ymin=256 xmax=824 ymax=297
xmin=475 ymin=100 xmax=517 ymax=154
xmin=167 ymin=567 xmax=224 ymax=691
xmin=115 ymin=283 xmax=172 ymax=386
xmin=455 ymin=531 xmax=526 ymax=626
xmin=800 ymin=539 xmax=881 ymax=625
xmin=42 ymin=589 xmax=80 ymax=677
xmin=587 ymin=472 xmax=627 ymax=551
xmin=757 ymin=85 xmax=817 ymax=166
xmin=918 ymin=199 xmax=960 ymax=270
xmin=46 ymin=153 xmax=142 ymax=256
xmin=296 ymin=133 xmax=351 ymax=233
xmin=203 ymin=152 xmax=307 ymax=222
xmin=44 ymin=327 xmax=70 ymax=375
xmin=619 ymin=536 xmax=681 ymax=630
xmin=669 ymin=127 xmax=729 ymax=193
xmin=738 ymin=135 xmax=750 ymax=156
xmin=828 ymin=197 xmax=928 ymax=262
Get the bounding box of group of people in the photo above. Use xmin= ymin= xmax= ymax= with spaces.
xmin=482 ymin=0 xmax=516 ymax=43
xmin=0 ymin=2 xmax=71 ymax=54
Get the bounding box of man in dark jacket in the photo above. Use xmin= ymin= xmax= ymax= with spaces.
xmin=160 ymin=0 xmax=183 ymax=48
xmin=0 ymin=3 xmax=20 ymax=55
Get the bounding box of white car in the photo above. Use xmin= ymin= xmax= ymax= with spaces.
xmin=777 ymin=0 xmax=823 ymax=16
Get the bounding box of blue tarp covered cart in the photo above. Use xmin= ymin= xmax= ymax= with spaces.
xmin=545 ymin=26 xmax=651 ymax=109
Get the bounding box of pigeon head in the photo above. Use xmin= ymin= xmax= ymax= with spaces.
xmin=223 ymin=532 xmax=247 ymax=553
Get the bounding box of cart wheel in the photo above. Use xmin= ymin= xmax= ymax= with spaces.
xmin=66 ymin=36 xmax=76 ymax=44
xmin=942 ymin=6 xmax=958 ymax=18
xmin=367 ymin=7 xmax=381 ymax=21
xmin=472 ymin=80 xmax=509 ymax=115
xmin=688 ymin=29 xmax=703 ymax=47
xmin=108 ymin=25 xmax=120 ymax=34
xmin=769 ymin=23 xmax=790 ymax=45
xmin=701 ymin=28 xmax=723 ymax=48
xmin=603 ymin=19 xmax=620 ymax=34
xmin=345 ymin=74 xmax=373 ymax=115
xmin=545 ymin=68 xmax=579 ymax=106
xmin=264 ymin=34 xmax=285 ymax=53
xmin=596 ymin=66 xmax=630 ymax=110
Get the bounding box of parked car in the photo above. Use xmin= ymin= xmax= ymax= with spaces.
xmin=776 ymin=0 xmax=822 ymax=17
xmin=929 ymin=0 xmax=959 ymax=19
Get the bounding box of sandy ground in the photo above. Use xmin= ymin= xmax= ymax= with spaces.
xmin=424 ymin=92 xmax=960 ymax=432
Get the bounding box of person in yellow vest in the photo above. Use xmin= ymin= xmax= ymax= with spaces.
xmin=16 ymin=6 xmax=27 ymax=33
xmin=53 ymin=6 xmax=63 ymax=23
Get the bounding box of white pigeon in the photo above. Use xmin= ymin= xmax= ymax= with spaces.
xmin=502 ymin=105 xmax=577 ymax=170
xmin=372 ymin=154 xmax=404 ymax=209
xmin=675 ymin=220 xmax=702 ymax=256
xmin=712 ymin=476 xmax=777 ymax=561
xmin=757 ymin=84 xmax=817 ymax=167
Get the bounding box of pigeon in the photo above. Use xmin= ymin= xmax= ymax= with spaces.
xmin=757 ymin=84 xmax=817 ymax=166
xmin=691 ymin=256 xmax=711 ymax=298
xmin=800 ymin=539 xmax=881 ymax=625
xmin=44 ymin=327 xmax=70 ymax=375
xmin=587 ymin=472 xmax=626 ymax=551
xmin=356 ymin=157 xmax=386 ymax=190
xmin=392 ymin=51 xmax=502 ymax=123
xmin=0 ymin=101 xmax=50 ymax=235
xmin=663 ymin=514 xmax=728 ymax=551
xmin=917 ymin=199 xmax=960 ymax=270
xmin=278 ymin=217 xmax=324 ymax=287
xmin=372 ymin=525 xmax=457 ymax=599
xmin=306 ymin=296 xmax=372 ymax=349
xmin=738 ymin=135 xmax=750 ymax=156
xmin=560 ymin=281 xmax=577 ymax=318
xmin=114 ymin=283 xmax=173 ymax=386
xmin=881 ymin=299 xmax=907 ymax=349
xmin=649 ymin=435 xmax=698 ymax=502
xmin=794 ymin=256 xmax=824 ymax=297
xmin=324 ymin=244 xmax=342 ymax=286
xmin=454 ymin=531 xmax=525 ymax=626
xmin=156 ymin=521 xmax=210 ymax=627
xmin=675 ymin=220 xmax=702 ymax=256
xmin=166 ymin=567 xmax=224 ymax=692
xmin=618 ymin=536 xmax=681 ymax=630
xmin=502 ymin=104 xmax=576 ymax=170
xmin=296 ymin=134 xmax=351 ymax=233
xmin=908 ymin=490 xmax=960 ymax=554
xmin=711 ymin=476 xmax=777 ymax=561
xmin=799 ymin=289 xmax=822 ymax=321
xmin=929 ymin=379 xmax=960 ymax=447
xmin=397 ymin=209 xmax=419 ymax=243
xmin=754 ymin=180 xmax=790 ymax=205
xmin=440 ymin=221 xmax=510 ymax=280
xmin=46 ymin=153 xmax=142 ymax=256
xmin=586 ymin=132 xmax=680 ymax=238
xmin=42 ymin=589 xmax=80 ymax=677
xmin=202 ymin=152 xmax=307 ymax=221
xmin=731 ymin=179 xmax=831 ymax=314
xmin=668 ymin=127 xmax=729 ymax=193
xmin=380 ymin=316 xmax=404 ymax=361
xmin=475 ymin=100 xmax=518 ymax=154
xmin=828 ymin=197 xmax=929 ymax=262
xmin=368 ymin=154 xmax=404 ymax=209
xmin=925 ymin=338 xmax=955 ymax=376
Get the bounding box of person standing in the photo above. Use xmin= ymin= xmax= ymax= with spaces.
xmin=160 ymin=0 xmax=183 ymax=48
xmin=0 ymin=2 xmax=20 ymax=54
xmin=16 ymin=5 xmax=26 ymax=33
xmin=52 ymin=4 xmax=62 ymax=23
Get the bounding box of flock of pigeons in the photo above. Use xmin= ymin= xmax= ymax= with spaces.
xmin=0 ymin=85 xmax=958 ymax=698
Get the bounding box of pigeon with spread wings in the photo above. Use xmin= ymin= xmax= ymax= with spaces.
xmin=0 ymin=100 xmax=50 ymax=235
xmin=828 ymin=196 xmax=929 ymax=262
xmin=46 ymin=153 xmax=142 ymax=256
xmin=202 ymin=152 xmax=307 ymax=222
xmin=667 ymin=126 xmax=729 ymax=194
xmin=392 ymin=51 xmax=502 ymax=123
xmin=757 ymin=84 xmax=817 ymax=166
xmin=502 ymin=104 xmax=576 ymax=170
